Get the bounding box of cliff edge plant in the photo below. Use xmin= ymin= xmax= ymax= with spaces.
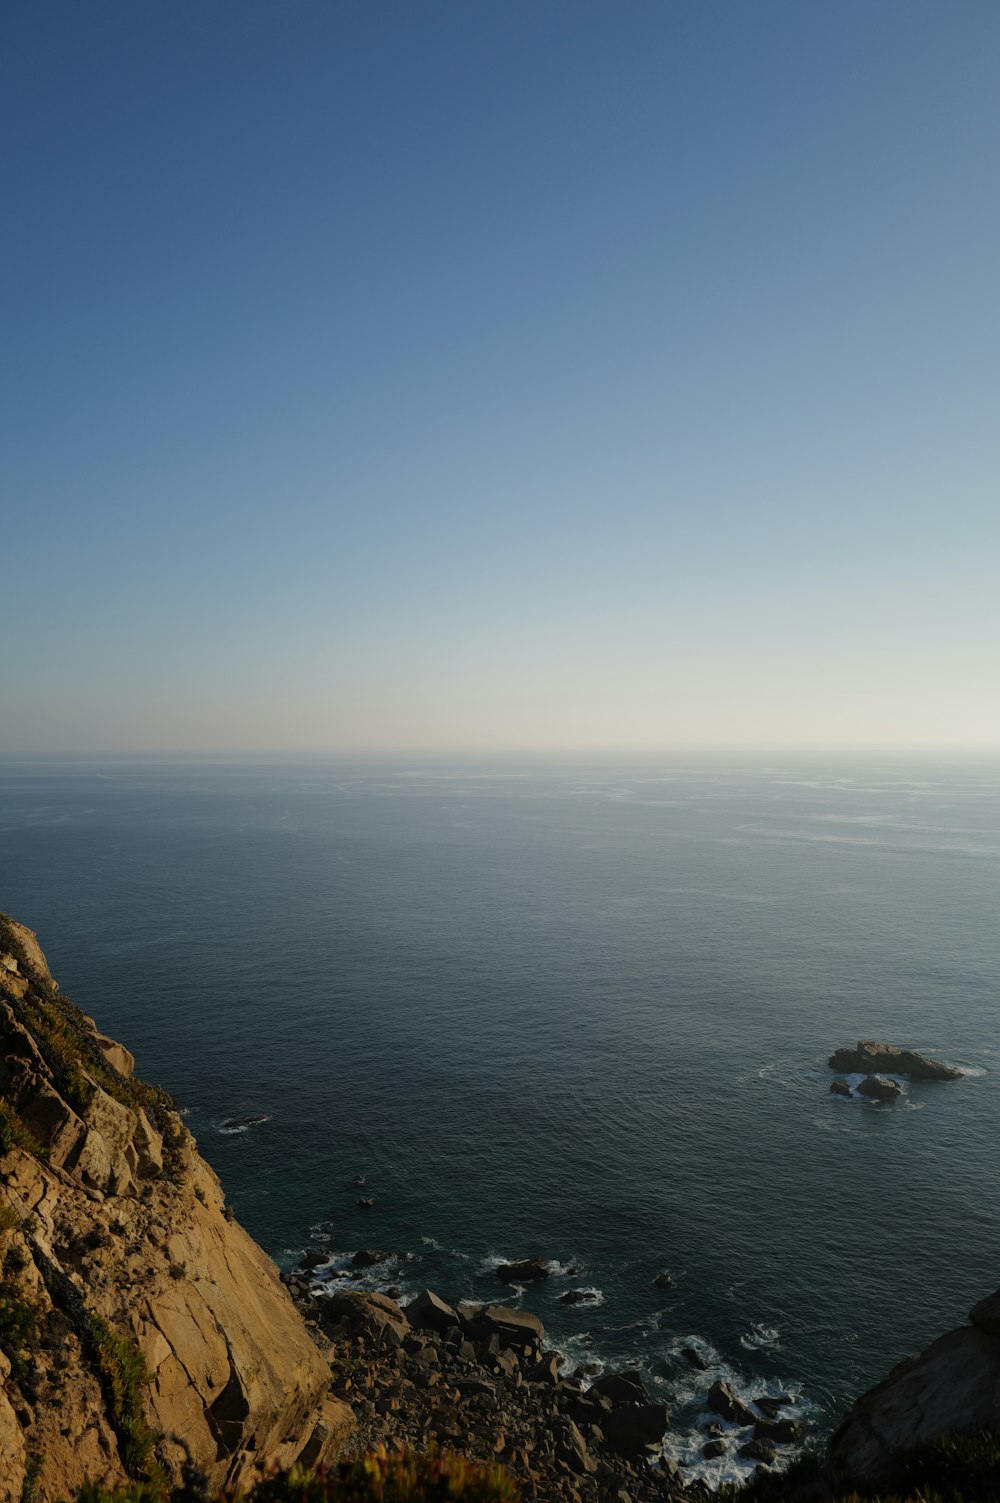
xmin=72 ymin=1450 xmax=520 ymax=1503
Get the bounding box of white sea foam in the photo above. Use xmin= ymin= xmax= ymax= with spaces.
xmin=218 ymin=1114 xmax=271 ymax=1135
xmin=739 ymin=1322 xmax=781 ymax=1351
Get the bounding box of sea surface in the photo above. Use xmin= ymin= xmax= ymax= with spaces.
xmin=1 ymin=754 xmax=997 ymax=1485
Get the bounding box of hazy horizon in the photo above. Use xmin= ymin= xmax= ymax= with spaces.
xmin=4 ymin=2 xmax=998 ymax=757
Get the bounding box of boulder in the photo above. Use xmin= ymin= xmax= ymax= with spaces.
xmin=681 ymin=1346 xmax=709 ymax=1371
xmin=706 ymin=1380 xmax=757 ymax=1427
xmin=555 ymin=1417 xmax=598 ymax=1475
xmin=496 ymin=1257 xmax=551 ymax=1283
xmin=405 ymin=1289 xmax=459 ymax=1335
xmin=478 ymin=1304 xmax=546 ymax=1350
xmin=857 ymin=1074 xmax=903 ymax=1100
xmin=591 ymin=1370 xmax=649 ymax=1406
xmin=528 ymin=1353 xmax=563 ymax=1384
xmin=604 ymin=1403 xmax=669 ymax=1455
xmin=829 ymin=1041 xmax=962 ymax=1081
xmin=351 ymin=1248 xmax=390 ymax=1267
xmin=740 ymin=1438 xmax=777 ymax=1464
xmin=830 ymin=1078 xmax=853 ymax=1097
xmin=702 ymin=1439 xmax=726 ymax=1459
xmin=754 ymin=1417 xmax=807 ymax=1445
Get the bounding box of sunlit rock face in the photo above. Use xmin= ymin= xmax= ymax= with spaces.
xmin=0 ymin=914 xmax=352 ymax=1503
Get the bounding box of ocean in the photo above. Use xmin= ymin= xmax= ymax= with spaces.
xmin=1 ymin=754 xmax=997 ymax=1485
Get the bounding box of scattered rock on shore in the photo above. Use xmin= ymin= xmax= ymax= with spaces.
xmin=706 ymin=1379 xmax=757 ymax=1427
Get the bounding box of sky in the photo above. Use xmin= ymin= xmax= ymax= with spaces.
xmin=2 ymin=1 xmax=999 ymax=754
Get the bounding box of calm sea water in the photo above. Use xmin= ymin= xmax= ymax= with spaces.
xmin=1 ymin=755 xmax=997 ymax=1483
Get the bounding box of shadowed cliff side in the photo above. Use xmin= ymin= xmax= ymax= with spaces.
xmin=0 ymin=913 xmax=352 ymax=1503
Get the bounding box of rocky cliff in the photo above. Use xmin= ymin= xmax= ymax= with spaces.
xmin=0 ymin=914 xmax=352 ymax=1503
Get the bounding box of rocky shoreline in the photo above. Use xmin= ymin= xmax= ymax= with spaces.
xmin=282 ymin=1269 xmax=809 ymax=1503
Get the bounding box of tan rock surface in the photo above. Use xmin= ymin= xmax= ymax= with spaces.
xmin=0 ymin=915 xmax=353 ymax=1502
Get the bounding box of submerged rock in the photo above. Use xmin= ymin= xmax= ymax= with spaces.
xmin=496 ymin=1256 xmax=551 ymax=1282
xmin=829 ymin=1040 xmax=962 ymax=1081
xmin=561 ymin=1287 xmax=599 ymax=1304
xmin=654 ymin=1271 xmax=676 ymax=1289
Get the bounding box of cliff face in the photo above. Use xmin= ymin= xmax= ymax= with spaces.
xmin=0 ymin=915 xmax=352 ymax=1503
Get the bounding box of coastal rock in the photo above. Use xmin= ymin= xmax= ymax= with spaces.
xmin=681 ymin=1346 xmax=710 ymax=1371
xmin=702 ymin=1439 xmax=726 ymax=1459
xmin=653 ymin=1271 xmax=676 ymax=1289
xmin=405 ymin=1288 xmax=459 ymax=1335
xmin=477 ymin=1304 xmax=546 ymax=1350
xmin=0 ymin=914 xmax=352 ymax=1502
xmin=561 ymin=1287 xmax=599 ymax=1304
xmin=971 ymin=1288 xmax=1000 ymax=1338
xmin=830 ymin=1078 xmax=853 ymax=1097
xmin=706 ymin=1379 xmax=758 ymax=1427
xmin=351 ymin=1248 xmax=391 ymax=1267
xmin=829 ymin=1041 xmax=962 ymax=1081
xmin=496 ymin=1256 xmax=552 ymax=1283
xmin=857 ymin=1074 xmax=903 ymax=1100
xmin=592 ymin=1370 xmax=649 ymax=1406
xmin=824 ymin=1317 xmax=1000 ymax=1489
xmin=604 ymin=1402 xmax=669 ymax=1455
xmin=754 ymin=1416 xmax=807 ymax=1445
xmin=356 ymin=1196 xmax=375 ymax=1208
xmin=740 ymin=1438 xmax=777 ymax=1464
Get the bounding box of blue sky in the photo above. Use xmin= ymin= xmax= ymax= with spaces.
xmin=3 ymin=2 xmax=998 ymax=751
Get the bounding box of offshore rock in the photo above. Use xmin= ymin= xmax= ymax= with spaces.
xmin=828 ymin=1040 xmax=962 ymax=1081
xmin=857 ymin=1074 xmax=903 ymax=1100
xmin=0 ymin=915 xmax=352 ymax=1503
xmin=829 ymin=1078 xmax=853 ymax=1097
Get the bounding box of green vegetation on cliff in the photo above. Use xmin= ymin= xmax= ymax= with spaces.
xmin=75 ymin=1450 xmax=518 ymax=1503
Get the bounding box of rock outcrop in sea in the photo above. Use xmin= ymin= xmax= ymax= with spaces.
xmin=0 ymin=914 xmax=351 ymax=1502
xmin=828 ymin=1041 xmax=963 ymax=1081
